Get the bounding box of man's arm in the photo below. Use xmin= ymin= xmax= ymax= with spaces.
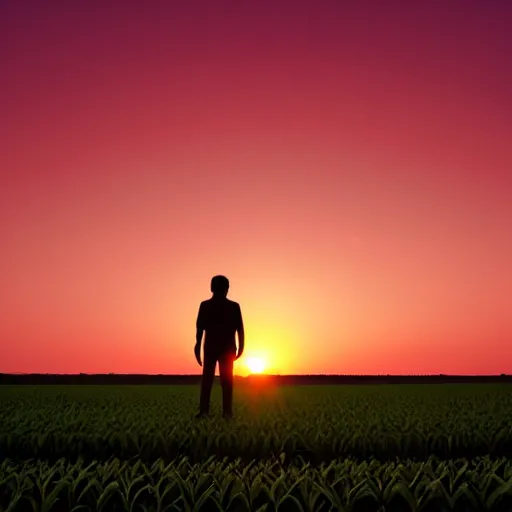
xmin=235 ymin=303 xmax=245 ymax=360
xmin=195 ymin=303 xmax=205 ymax=366
xmin=196 ymin=326 xmax=203 ymax=346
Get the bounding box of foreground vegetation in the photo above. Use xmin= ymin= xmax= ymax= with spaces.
xmin=0 ymin=384 xmax=511 ymax=510
xmin=1 ymin=384 xmax=511 ymax=463
xmin=2 ymin=456 xmax=512 ymax=511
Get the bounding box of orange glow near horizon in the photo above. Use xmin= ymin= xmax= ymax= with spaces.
xmin=246 ymin=357 xmax=266 ymax=375
xmin=2 ymin=2 xmax=512 ymax=376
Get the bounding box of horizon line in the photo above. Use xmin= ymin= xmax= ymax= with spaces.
xmin=1 ymin=372 xmax=510 ymax=377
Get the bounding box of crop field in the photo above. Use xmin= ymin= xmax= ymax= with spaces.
xmin=0 ymin=383 xmax=511 ymax=511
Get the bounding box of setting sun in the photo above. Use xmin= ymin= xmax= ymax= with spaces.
xmin=246 ymin=357 xmax=266 ymax=374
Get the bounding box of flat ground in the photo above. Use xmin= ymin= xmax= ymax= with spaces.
xmin=0 ymin=384 xmax=511 ymax=510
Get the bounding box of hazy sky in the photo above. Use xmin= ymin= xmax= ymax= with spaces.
xmin=2 ymin=0 xmax=511 ymax=375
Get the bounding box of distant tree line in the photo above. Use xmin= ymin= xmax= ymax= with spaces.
xmin=0 ymin=374 xmax=510 ymax=385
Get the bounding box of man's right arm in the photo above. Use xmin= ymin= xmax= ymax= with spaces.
xmin=195 ymin=302 xmax=205 ymax=366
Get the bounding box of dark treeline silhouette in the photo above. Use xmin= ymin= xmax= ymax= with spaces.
xmin=0 ymin=373 xmax=510 ymax=385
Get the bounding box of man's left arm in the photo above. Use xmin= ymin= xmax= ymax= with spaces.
xmin=235 ymin=303 xmax=245 ymax=360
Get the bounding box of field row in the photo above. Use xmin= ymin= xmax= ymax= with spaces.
xmin=2 ymin=456 xmax=512 ymax=512
xmin=2 ymin=423 xmax=512 ymax=465
xmin=1 ymin=385 xmax=511 ymax=462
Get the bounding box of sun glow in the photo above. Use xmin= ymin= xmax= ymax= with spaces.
xmin=246 ymin=357 xmax=266 ymax=374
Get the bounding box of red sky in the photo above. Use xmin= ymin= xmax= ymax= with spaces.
xmin=2 ymin=0 xmax=511 ymax=375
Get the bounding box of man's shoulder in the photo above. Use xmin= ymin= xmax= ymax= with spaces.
xmin=200 ymin=298 xmax=240 ymax=308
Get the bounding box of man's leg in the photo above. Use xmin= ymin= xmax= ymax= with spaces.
xmin=199 ymin=355 xmax=216 ymax=416
xmin=219 ymin=352 xmax=234 ymax=418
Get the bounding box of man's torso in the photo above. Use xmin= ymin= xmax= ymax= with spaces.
xmin=197 ymin=298 xmax=241 ymax=356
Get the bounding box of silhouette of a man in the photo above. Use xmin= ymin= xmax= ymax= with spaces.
xmin=195 ymin=275 xmax=244 ymax=418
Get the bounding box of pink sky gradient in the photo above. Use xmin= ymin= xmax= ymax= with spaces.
xmin=2 ymin=0 xmax=511 ymax=375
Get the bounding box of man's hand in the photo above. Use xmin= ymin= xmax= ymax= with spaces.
xmin=235 ymin=349 xmax=243 ymax=361
xmin=194 ymin=343 xmax=202 ymax=367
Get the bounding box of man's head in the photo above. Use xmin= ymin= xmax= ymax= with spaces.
xmin=211 ymin=275 xmax=229 ymax=297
